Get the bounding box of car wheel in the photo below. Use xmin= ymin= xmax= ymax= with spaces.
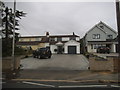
xmin=36 ymin=56 xmax=39 ymax=58
xmin=38 ymin=55 xmax=41 ymax=59
xmin=48 ymin=56 xmax=51 ymax=58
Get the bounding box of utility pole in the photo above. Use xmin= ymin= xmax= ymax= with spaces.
xmin=116 ymin=0 xmax=120 ymax=57
xmin=12 ymin=0 xmax=16 ymax=71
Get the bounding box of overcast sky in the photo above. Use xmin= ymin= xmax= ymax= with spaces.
xmin=4 ymin=0 xmax=118 ymax=38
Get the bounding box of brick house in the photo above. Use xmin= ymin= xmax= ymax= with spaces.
xmin=16 ymin=32 xmax=81 ymax=54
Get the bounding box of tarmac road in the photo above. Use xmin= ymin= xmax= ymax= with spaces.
xmin=2 ymin=80 xmax=120 ymax=88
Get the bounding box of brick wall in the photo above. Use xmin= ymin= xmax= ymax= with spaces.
xmin=2 ymin=57 xmax=20 ymax=72
xmin=89 ymin=56 xmax=119 ymax=72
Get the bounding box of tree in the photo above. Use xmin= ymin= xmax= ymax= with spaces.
xmin=2 ymin=6 xmax=26 ymax=40
xmin=1 ymin=2 xmax=26 ymax=57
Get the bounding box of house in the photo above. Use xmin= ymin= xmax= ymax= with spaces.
xmin=83 ymin=21 xmax=118 ymax=53
xmin=17 ymin=32 xmax=80 ymax=54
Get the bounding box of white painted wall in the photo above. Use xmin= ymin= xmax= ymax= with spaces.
xmin=64 ymin=45 xmax=68 ymax=54
xmin=55 ymin=37 xmax=57 ymax=41
xmin=111 ymin=44 xmax=116 ymax=53
xmin=87 ymin=44 xmax=96 ymax=53
xmin=64 ymin=40 xmax=80 ymax=54
xmin=50 ymin=45 xmax=57 ymax=54
xmin=76 ymin=37 xmax=80 ymax=41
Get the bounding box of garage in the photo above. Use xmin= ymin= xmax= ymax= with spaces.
xmin=64 ymin=40 xmax=80 ymax=54
xmin=68 ymin=46 xmax=76 ymax=54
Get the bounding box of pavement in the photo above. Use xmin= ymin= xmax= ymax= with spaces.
xmin=13 ymin=70 xmax=119 ymax=81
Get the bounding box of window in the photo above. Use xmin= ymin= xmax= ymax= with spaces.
xmin=93 ymin=44 xmax=99 ymax=49
xmin=46 ymin=46 xmax=50 ymax=49
xmin=29 ymin=39 xmax=31 ymax=41
xmin=36 ymin=38 xmax=41 ymax=41
xmin=92 ymin=34 xmax=100 ymax=39
xmin=57 ymin=37 xmax=62 ymax=41
xmin=107 ymin=35 xmax=113 ymax=39
xmin=91 ymin=44 xmax=93 ymax=49
xmin=50 ymin=38 xmax=55 ymax=41
xmin=70 ymin=37 xmax=76 ymax=40
xmin=19 ymin=38 xmax=23 ymax=41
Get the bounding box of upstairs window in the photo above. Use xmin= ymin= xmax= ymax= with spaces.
xmin=36 ymin=38 xmax=41 ymax=41
xmin=107 ymin=35 xmax=113 ymax=39
xmin=57 ymin=37 xmax=62 ymax=41
xmin=50 ymin=38 xmax=55 ymax=41
xmin=92 ymin=34 xmax=100 ymax=39
xmin=70 ymin=37 xmax=76 ymax=40
xmin=19 ymin=38 xmax=23 ymax=41
xmin=29 ymin=38 xmax=31 ymax=41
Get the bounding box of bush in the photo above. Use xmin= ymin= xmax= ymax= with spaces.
xmin=2 ymin=38 xmax=26 ymax=57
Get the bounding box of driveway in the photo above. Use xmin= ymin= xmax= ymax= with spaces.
xmin=20 ymin=54 xmax=89 ymax=70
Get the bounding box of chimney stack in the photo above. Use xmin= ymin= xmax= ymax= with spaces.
xmin=46 ymin=32 xmax=49 ymax=37
xmin=73 ymin=32 xmax=75 ymax=35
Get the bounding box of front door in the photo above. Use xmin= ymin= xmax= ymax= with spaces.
xmin=57 ymin=46 xmax=63 ymax=54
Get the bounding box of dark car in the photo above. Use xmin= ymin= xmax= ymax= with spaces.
xmin=97 ymin=46 xmax=110 ymax=54
xmin=33 ymin=47 xmax=52 ymax=59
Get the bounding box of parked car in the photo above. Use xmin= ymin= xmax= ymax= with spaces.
xmin=97 ymin=46 xmax=110 ymax=54
xmin=33 ymin=47 xmax=52 ymax=59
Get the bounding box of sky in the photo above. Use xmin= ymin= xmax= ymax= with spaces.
xmin=4 ymin=0 xmax=118 ymax=38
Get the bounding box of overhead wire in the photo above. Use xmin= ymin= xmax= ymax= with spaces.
xmin=19 ymin=21 xmax=35 ymax=36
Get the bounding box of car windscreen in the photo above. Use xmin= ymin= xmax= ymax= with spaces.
xmin=39 ymin=48 xmax=47 ymax=51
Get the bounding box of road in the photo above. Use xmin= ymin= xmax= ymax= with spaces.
xmin=2 ymin=80 xmax=120 ymax=88
xmin=20 ymin=54 xmax=89 ymax=70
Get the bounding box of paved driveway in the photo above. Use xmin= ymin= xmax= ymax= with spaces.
xmin=20 ymin=54 xmax=89 ymax=70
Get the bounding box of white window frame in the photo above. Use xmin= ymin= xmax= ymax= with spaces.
xmin=93 ymin=34 xmax=100 ymax=39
